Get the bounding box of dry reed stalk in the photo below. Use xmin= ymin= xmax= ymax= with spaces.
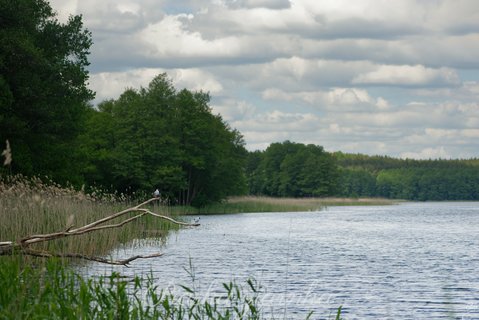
xmin=0 ymin=197 xmax=199 ymax=265
xmin=1 ymin=139 xmax=12 ymax=166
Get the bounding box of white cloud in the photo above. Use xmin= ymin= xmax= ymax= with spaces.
xmin=49 ymin=0 xmax=78 ymax=22
xmin=424 ymin=128 xmax=457 ymax=139
xmin=262 ymin=87 xmax=391 ymax=112
xmin=233 ymin=110 xmax=321 ymax=132
xmin=211 ymin=99 xmax=256 ymax=122
xmin=116 ymin=2 xmax=141 ymax=15
xmin=408 ymin=128 xmax=479 ymax=143
xmin=90 ymin=68 xmax=222 ymax=103
xmin=375 ymin=97 xmax=390 ymax=110
xmin=353 ymin=65 xmax=460 ymax=86
xmin=333 ymin=88 xmax=371 ymax=104
xmin=140 ymin=15 xmax=242 ymax=58
xmin=462 ymin=129 xmax=479 ymax=138
xmin=169 ymin=69 xmax=223 ymax=93
xmin=47 ymin=0 xmax=479 ymax=158
xmin=414 ymin=81 xmax=479 ymax=101
xmin=227 ymin=0 xmax=291 ymax=9
xmin=400 ymin=147 xmax=451 ymax=160
xmin=75 ymin=0 xmax=152 ymax=33
xmin=262 ymin=88 xmax=293 ymax=101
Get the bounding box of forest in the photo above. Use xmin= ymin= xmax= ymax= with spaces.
xmin=244 ymin=144 xmax=479 ymax=201
xmin=2 ymin=0 xmax=479 ymax=204
xmin=0 ymin=0 xmax=246 ymax=207
xmin=333 ymin=153 xmax=479 ymax=200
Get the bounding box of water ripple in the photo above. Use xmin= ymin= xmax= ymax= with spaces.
xmin=83 ymin=202 xmax=479 ymax=319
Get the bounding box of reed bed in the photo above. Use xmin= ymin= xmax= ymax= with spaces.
xmin=0 ymin=175 xmax=178 ymax=258
xmin=196 ymin=196 xmax=397 ymax=214
xmin=0 ymin=177 xmax=347 ymax=318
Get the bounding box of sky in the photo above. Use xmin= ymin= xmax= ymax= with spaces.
xmin=49 ymin=0 xmax=479 ymax=159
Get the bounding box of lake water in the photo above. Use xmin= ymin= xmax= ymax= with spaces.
xmin=85 ymin=202 xmax=479 ymax=319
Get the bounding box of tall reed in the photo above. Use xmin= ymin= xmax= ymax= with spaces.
xmin=0 ymin=175 xmax=178 ymax=258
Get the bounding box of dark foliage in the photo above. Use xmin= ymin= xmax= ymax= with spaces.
xmin=80 ymin=74 xmax=247 ymax=206
xmin=0 ymin=0 xmax=94 ymax=184
xmin=246 ymin=141 xmax=338 ymax=197
xmin=334 ymin=152 xmax=479 ymax=200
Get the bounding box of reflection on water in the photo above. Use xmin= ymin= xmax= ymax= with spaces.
xmin=83 ymin=202 xmax=479 ymax=319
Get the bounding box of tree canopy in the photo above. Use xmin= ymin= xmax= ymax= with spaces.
xmin=0 ymin=0 xmax=94 ymax=184
xmin=81 ymin=74 xmax=247 ymax=206
xmin=246 ymin=141 xmax=338 ymax=197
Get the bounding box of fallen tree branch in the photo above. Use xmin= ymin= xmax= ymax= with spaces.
xmin=1 ymin=198 xmax=199 ymax=265
xmin=22 ymin=248 xmax=164 ymax=266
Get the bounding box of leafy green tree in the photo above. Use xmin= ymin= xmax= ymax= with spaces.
xmin=0 ymin=0 xmax=94 ymax=184
xmin=337 ymin=168 xmax=376 ymax=197
xmin=81 ymin=74 xmax=247 ymax=205
xmin=260 ymin=141 xmax=302 ymax=196
xmin=110 ymin=78 xmax=180 ymax=193
xmin=245 ymin=150 xmax=264 ymax=195
xmin=247 ymin=141 xmax=338 ymax=197
xmin=78 ymin=101 xmax=116 ymax=190
xmin=172 ymin=88 xmax=247 ymax=206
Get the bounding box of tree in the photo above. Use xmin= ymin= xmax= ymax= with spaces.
xmin=78 ymin=101 xmax=116 ymax=190
xmin=173 ymin=88 xmax=247 ymax=206
xmin=337 ymin=168 xmax=376 ymax=197
xmin=247 ymin=141 xmax=338 ymax=197
xmin=0 ymin=0 xmax=94 ymax=184
xmin=81 ymin=74 xmax=247 ymax=205
xmin=245 ymin=150 xmax=264 ymax=195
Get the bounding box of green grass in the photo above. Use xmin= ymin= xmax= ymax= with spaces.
xmin=0 ymin=258 xmax=341 ymax=319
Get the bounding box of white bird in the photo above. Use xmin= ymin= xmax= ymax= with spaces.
xmin=193 ymin=217 xmax=200 ymax=224
xmin=153 ymin=189 xmax=160 ymax=198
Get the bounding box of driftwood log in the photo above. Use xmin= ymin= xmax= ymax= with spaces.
xmin=0 ymin=198 xmax=199 ymax=266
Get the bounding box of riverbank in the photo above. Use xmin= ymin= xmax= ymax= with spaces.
xmin=0 ymin=175 xmax=397 ymax=250
xmin=184 ymin=196 xmax=400 ymax=215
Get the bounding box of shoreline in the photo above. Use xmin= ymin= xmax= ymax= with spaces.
xmin=191 ymin=196 xmax=401 ymax=215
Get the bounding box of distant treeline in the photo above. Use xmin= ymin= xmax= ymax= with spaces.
xmin=334 ymin=153 xmax=479 ymax=200
xmin=245 ymin=143 xmax=479 ymax=201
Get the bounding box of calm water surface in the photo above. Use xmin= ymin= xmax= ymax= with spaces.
xmin=85 ymin=202 xmax=479 ymax=319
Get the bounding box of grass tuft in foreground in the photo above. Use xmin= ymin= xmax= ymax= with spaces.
xmin=0 ymin=258 xmax=343 ymax=319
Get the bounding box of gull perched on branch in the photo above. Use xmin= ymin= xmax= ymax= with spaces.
xmin=153 ymin=189 xmax=160 ymax=198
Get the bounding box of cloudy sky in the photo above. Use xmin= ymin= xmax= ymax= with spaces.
xmin=50 ymin=0 xmax=479 ymax=159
